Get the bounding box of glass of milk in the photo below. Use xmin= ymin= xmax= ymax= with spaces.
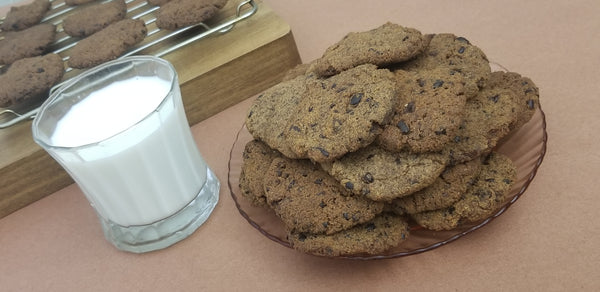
xmin=32 ymin=56 xmax=219 ymax=253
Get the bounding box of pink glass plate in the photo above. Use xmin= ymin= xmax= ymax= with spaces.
xmin=227 ymin=63 xmax=547 ymax=260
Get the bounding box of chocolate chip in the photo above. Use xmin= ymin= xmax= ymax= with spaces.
xmin=447 ymin=206 xmax=456 ymax=214
xmin=350 ymin=93 xmax=363 ymax=105
xmin=322 ymin=222 xmax=329 ymax=228
xmin=527 ymin=99 xmax=535 ymax=109
xmin=343 ymin=213 xmax=350 ymax=220
xmin=432 ymin=80 xmax=444 ymax=89
xmin=314 ymin=178 xmax=323 ymax=185
xmin=435 ymin=128 xmax=447 ymax=135
xmin=345 ymin=182 xmax=354 ymax=190
xmin=503 ymin=178 xmax=512 ymax=184
xmin=289 ymin=125 xmax=301 ymax=132
xmin=316 ymin=147 xmax=329 ymax=157
xmin=365 ymin=223 xmax=376 ymax=231
xmin=36 ymin=68 xmax=45 ymax=73
xmin=485 ymin=178 xmax=496 ymax=182
xmin=402 ymin=36 xmax=409 ymax=41
xmin=316 ymin=191 xmax=325 ymax=196
xmin=489 ymin=94 xmax=500 ymax=103
xmin=247 ymin=111 xmax=253 ymax=118
xmin=455 ymin=36 xmax=470 ymax=44
xmin=458 ymin=46 xmax=465 ymax=54
xmin=366 ymin=154 xmax=375 ymax=160
xmin=319 ymin=201 xmax=327 ymax=208
xmin=361 ymin=187 xmax=370 ymax=196
xmin=454 ymin=136 xmax=462 ymax=143
xmin=297 ymin=234 xmax=307 ymax=242
xmin=404 ymin=101 xmax=416 ymax=113
xmin=362 ymin=172 xmax=374 ymax=184
xmin=397 ymin=120 xmax=410 ymax=134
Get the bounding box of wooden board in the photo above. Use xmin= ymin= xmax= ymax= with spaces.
xmin=0 ymin=0 xmax=301 ymax=219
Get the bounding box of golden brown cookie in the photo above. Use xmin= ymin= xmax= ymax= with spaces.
xmin=485 ymin=71 xmax=540 ymax=131
xmin=399 ymin=33 xmax=491 ymax=99
xmin=0 ymin=54 xmax=64 ymax=109
xmin=62 ymin=0 xmax=127 ymax=38
xmin=389 ymin=159 xmax=480 ymax=215
xmin=324 ymin=144 xmax=448 ymax=202
xmin=444 ymin=81 xmax=519 ymax=165
xmin=288 ymin=213 xmax=409 ymax=257
xmin=412 ymin=152 xmax=516 ymax=230
xmin=245 ymin=74 xmax=309 ymax=159
xmin=285 ymin=64 xmax=397 ymax=163
xmin=1 ymin=0 xmax=50 ymax=31
xmin=155 ymin=0 xmax=228 ymax=30
xmin=68 ymin=19 xmax=147 ymax=69
xmin=263 ymin=157 xmax=384 ymax=235
xmin=309 ymin=22 xmax=426 ymax=77
xmin=238 ymin=140 xmax=282 ymax=208
xmin=378 ymin=67 xmax=467 ymax=153
xmin=0 ymin=23 xmax=56 ymax=65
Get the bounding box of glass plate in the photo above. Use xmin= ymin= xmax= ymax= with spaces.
xmin=227 ymin=63 xmax=548 ymax=260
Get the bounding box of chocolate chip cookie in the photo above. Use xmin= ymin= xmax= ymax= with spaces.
xmin=62 ymin=0 xmax=127 ymax=37
xmin=389 ymin=159 xmax=480 ymax=215
xmin=238 ymin=140 xmax=282 ymax=207
xmin=378 ymin=67 xmax=467 ymax=153
xmin=0 ymin=23 xmax=56 ymax=65
xmin=1 ymin=0 xmax=50 ymax=31
xmin=444 ymin=82 xmax=519 ymax=165
xmin=245 ymin=74 xmax=309 ymax=159
xmin=412 ymin=152 xmax=516 ymax=230
xmin=485 ymin=71 xmax=540 ymax=131
xmin=324 ymin=144 xmax=448 ymax=202
xmin=68 ymin=19 xmax=147 ymax=69
xmin=288 ymin=213 xmax=409 ymax=257
xmin=309 ymin=22 xmax=426 ymax=77
xmin=399 ymin=33 xmax=491 ymax=99
xmin=0 ymin=53 xmax=64 ymax=109
xmin=263 ymin=157 xmax=384 ymax=235
xmin=285 ymin=64 xmax=397 ymax=163
xmin=155 ymin=0 xmax=228 ymax=30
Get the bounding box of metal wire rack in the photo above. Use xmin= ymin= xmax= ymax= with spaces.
xmin=0 ymin=0 xmax=258 ymax=128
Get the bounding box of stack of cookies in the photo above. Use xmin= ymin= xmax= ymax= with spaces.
xmin=239 ymin=22 xmax=540 ymax=257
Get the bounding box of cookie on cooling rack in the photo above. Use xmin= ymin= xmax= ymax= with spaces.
xmin=411 ymin=152 xmax=516 ymax=231
xmin=0 ymin=23 xmax=56 ymax=65
xmin=308 ymin=22 xmax=426 ymax=77
xmin=64 ymin=0 xmax=97 ymax=6
xmin=288 ymin=213 xmax=410 ymax=257
xmin=148 ymin=0 xmax=172 ymax=6
xmin=68 ymin=19 xmax=147 ymax=69
xmin=323 ymin=144 xmax=448 ymax=202
xmin=263 ymin=157 xmax=385 ymax=235
xmin=378 ymin=67 xmax=467 ymax=153
xmin=1 ymin=0 xmax=50 ymax=31
xmin=155 ymin=0 xmax=228 ymax=30
xmin=0 ymin=53 xmax=64 ymax=109
xmin=62 ymin=0 xmax=127 ymax=37
xmin=398 ymin=33 xmax=491 ymax=99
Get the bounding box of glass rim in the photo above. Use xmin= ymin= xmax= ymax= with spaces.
xmin=32 ymin=55 xmax=178 ymax=150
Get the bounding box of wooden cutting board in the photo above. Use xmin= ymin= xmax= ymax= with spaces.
xmin=0 ymin=0 xmax=301 ymax=219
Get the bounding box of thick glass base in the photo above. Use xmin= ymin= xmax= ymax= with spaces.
xmin=98 ymin=166 xmax=220 ymax=253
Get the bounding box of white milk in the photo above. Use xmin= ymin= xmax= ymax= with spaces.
xmin=49 ymin=76 xmax=208 ymax=226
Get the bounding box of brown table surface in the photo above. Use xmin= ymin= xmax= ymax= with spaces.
xmin=2 ymin=0 xmax=599 ymax=290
